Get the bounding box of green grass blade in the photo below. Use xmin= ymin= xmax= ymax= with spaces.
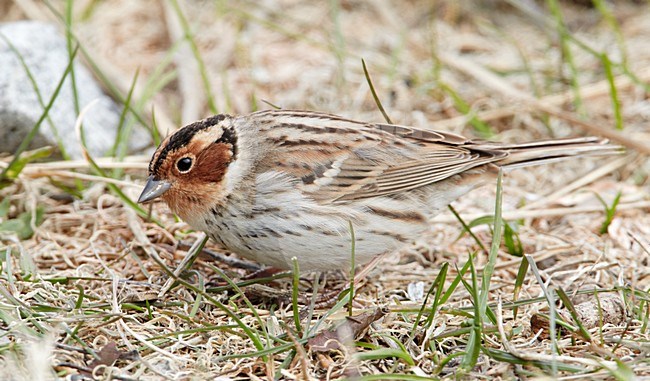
xmin=479 ymin=169 xmax=504 ymax=321
xmin=600 ymin=53 xmax=623 ymax=130
xmin=595 ymin=191 xmax=622 ymax=234
xmin=546 ymin=0 xmax=584 ymax=115
xmin=440 ymin=259 xmax=472 ymax=306
xmin=556 ymin=287 xmax=592 ymax=342
xmin=40 ymin=0 xmax=160 ymax=143
xmin=0 ymin=46 xmax=79 ymax=183
xmin=449 ymin=205 xmax=488 ymax=255
xmin=1 ymin=147 xmax=54 ymax=181
xmin=308 ymin=288 xmax=354 ymax=336
xmin=409 ymin=262 xmax=448 ymax=341
xmin=170 ymin=275 xmax=267 ymax=355
xmin=330 ymin=0 xmax=347 ymax=88
xmin=207 ymin=264 xmax=267 ymax=337
xmin=109 ymin=68 xmax=140 ymax=178
xmin=0 ymin=33 xmax=69 ymax=159
xmin=483 ymin=347 xmax=585 ymax=372
xmin=348 ymin=220 xmax=356 ymax=317
xmin=503 ymin=222 xmax=524 ymax=257
xmin=168 ymin=0 xmax=218 ymax=114
xmin=291 ymin=257 xmax=302 ymax=336
xmin=64 ymin=0 xmax=81 ymax=116
xmin=513 ymin=256 xmax=529 ymax=320
xmin=440 ymin=82 xmax=494 ymax=138
xmin=592 ymin=0 xmax=628 ymax=66
xmin=354 ymin=347 xmax=415 ymax=366
xmin=460 ymin=252 xmax=482 ymax=372
xmin=362 ymin=59 xmax=393 ymax=124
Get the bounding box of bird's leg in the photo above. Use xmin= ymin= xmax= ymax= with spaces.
xmin=241 ymin=266 xmax=287 ymax=280
xmin=301 ymin=253 xmax=387 ymax=309
xmin=192 ymin=245 xmax=263 ymax=272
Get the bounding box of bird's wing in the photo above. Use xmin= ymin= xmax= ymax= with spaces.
xmin=252 ymin=110 xmax=507 ymax=203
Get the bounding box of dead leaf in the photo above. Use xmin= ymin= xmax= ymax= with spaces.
xmin=308 ymin=308 xmax=387 ymax=352
xmin=82 ymin=342 xmax=135 ymax=377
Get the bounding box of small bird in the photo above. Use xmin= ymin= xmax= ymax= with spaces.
xmin=138 ymin=110 xmax=619 ymax=271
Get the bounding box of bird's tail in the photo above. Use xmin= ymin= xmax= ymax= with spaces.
xmin=469 ymin=137 xmax=623 ymax=169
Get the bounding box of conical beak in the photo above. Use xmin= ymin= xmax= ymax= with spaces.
xmin=137 ymin=176 xmax=171 ymax=203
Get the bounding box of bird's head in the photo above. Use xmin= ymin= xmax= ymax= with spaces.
xmin=138 ymin=115 xmax=238 ymax=221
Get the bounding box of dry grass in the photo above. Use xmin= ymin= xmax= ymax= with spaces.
xmin=2 ymin=0 xmax=650 ymax=379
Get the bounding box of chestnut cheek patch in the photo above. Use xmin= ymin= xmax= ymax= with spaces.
xmin=194 ymin=143 xmax=235 ymax=183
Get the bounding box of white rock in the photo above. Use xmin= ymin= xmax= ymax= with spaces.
xmin=0 ymin=21 xmax=151 ymax=158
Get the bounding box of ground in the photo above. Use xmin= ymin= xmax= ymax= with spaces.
xmin=1 ymin=1 xmax=650 ymax=380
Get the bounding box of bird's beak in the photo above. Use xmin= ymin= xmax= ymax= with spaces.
xmin=137 ymin=176 xmax=172 ymax=203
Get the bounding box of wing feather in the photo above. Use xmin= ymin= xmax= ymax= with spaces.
xmin=248 ymin=111 xmax=508 ymax=203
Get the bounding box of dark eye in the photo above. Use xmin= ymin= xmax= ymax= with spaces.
xmin=176 ymin=157 xmax=193 ymax=173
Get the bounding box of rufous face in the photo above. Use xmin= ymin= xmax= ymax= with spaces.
xmin=138 ymin=115 xmax=237 ymax=220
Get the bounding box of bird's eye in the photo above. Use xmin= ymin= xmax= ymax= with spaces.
xmin=176 ymin=157 xmax=193 ymax=173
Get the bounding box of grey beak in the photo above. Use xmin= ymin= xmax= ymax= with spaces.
xmin=138 ymin=176 xmax=172 ymax=203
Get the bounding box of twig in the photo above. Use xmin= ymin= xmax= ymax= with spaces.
xmin=0 ymin=155 xmax=150 ymax=170
xmin=158 ymin=233 xmax=209 ymax=297
xmin=522 ymin=155 xmax=632 ymax=210
xmin=438 ymin=52 xmax=650 ymax=154
xmin=177 ymin=241 xmax=262 ymax=271
xmin=19 ymin=169 xmax=141 ymax=188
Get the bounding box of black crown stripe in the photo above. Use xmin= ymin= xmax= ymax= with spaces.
xmin=150 ymin=114 xmax=229 ymax=176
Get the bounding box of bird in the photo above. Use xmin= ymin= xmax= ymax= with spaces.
xmin=138 ymin=109 xmax=620 ymax=271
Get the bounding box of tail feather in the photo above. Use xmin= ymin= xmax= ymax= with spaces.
xmin=477 ymin=137 xmax=624 ymax=169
